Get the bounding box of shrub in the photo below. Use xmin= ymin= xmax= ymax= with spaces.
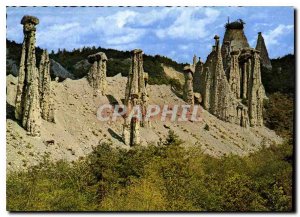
xmin=7 ymin=132 xmax=293 ymax=211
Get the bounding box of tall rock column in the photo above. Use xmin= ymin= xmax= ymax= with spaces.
xmin=142 ymin=72 xmax=150 ymax=127
xmin=241 ymin=60 xmax=247 ymax=99
xmin=39 ymin=50 xmax=55 ymax=122
xmin=192 ymin=54 xmax=197 ymax=68
xmin=239 ymin=49 xmax=253 ymax=100
xmin=15 ymin=15 xmax=41 ymax=136
xmin=248 ymin=50 xmax=264 ymax=126
xmin=183 ymin=65 xmax=194 ymax=105
xmin=87 ymin=52 xmax=108 ymax=95
xmin=210 ymin=35 xmax=234 ymax=122
xmin=201 ymin=66 xmax=211 ymax=110
xmin=123 ymin=49 xmax=146 ymax=146
xmin=228 ymin=50 xmax=241 ymax=98
xmin=237 ymin=104 xmax=249 ymax=128
xmin=193 ymin=57 xmax=203 ymax=93
xmin=256 ymin=32 xmax=272 ymax=70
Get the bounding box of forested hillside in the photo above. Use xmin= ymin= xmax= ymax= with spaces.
xmin=261 ymin=54 xmax=295 ymax=139
xmin=6 ymin=39 xmax=186 ymax=85
xmin=261 ymin=54 xmax=295 ymax=94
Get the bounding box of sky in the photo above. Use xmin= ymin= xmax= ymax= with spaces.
xmin=6 ymin=6 xmax=294 ymax=63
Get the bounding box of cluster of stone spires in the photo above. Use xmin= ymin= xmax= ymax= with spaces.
xmin=187 ymin=19 xmax=271 ymax=127
xmin=14 ymin=15 xmax=149 ymax=146
xmin=15 ymin=15 xmax=55 ymax=137
xmin=14 ymin=15 xmax=270 ymax=145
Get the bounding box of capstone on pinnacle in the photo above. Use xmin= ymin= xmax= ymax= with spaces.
xmin=87 ymin=52 xmax=108 ymax=95
xmin=15 ymin=15 xmax=41 ymax=136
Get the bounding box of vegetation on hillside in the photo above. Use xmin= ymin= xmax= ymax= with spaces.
xmin=261 ymin=54 xmax=295 ymax=94
xmin=6 ymin=39 xmax=186 ymax=86
xmin=264 ymin=92 xmax=294 ymax=139
xmin=261 ymin=54 xmax=295 ymax=141
xmin=6 ymin=40 xmax=44 ymax=71
xmin=7 ymin=130 xmax=293 ymax=211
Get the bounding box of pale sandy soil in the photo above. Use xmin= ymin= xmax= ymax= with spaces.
xmin=6 ymin=74 xmax=282 ymax=172
xmin=162 ymin=64 xmax=185 ymax=85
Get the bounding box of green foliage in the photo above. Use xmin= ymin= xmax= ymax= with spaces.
xmin=107 ymin=58 xmax=131 ymax=77
xmin=6 ymin=39 xmax=185 ymax=86
xmin=153 ymin=54 xmax=186 ymax=72
xmin=164 ymin=130 xmax=183 ymax=146
xmin=7 ymin=39 xmax=43 ymax=67
xmin=204 ymin=124 xmax=210 ymax=131
xmin=6 ymin=64 xmax=13 ymax=76
xmin=7 ymin=132 xmax=293 ymax=211
xmin=264 ymin=92 xmax=294 ymax=139
xmin=261 ymin=54 xmax=295 ymax=94
xmin=169 ymin=78 xmax=183 ymax=92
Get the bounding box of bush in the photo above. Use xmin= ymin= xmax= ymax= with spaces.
xmin=7 ymin=132 xmax=293 ymax=211
xmin=264 ymin=92 xmax=294 ymax=138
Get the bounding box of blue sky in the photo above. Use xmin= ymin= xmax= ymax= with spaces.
xmin=7 ymin=6 xmax=294 ymax=63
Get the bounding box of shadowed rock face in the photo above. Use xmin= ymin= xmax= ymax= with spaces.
xmin=143 ymin=72 xmax=149 ymax=124
xmin=87 ymin=52 xmax=108 ymax=95
xmin=228 ymin=50 xmax=241 ymax=98
xmin=21 ymin=15 xmax=39 ymax=26
xmin=15 ymin=15 xmax=41 ymax=137
xmin=50 ymin=59 xmax=74 ymax=79
xmin=221 ymin=20 xmax=250 ymax=70
xmin=183 ymin=65 xmax=194 ymax=105
xmin=193 ymin=58 xmax=204 ymax=94
xmin=123 ymin=49 xmax=149 ymax=146
xmin=192 ymin=54 xmax=197 ymax=68
xmin=222 ymin=20 xmax=250 ymax=52
xmin=256 ymin=32 xmax=272 ymax=70
xmin=247 ymin=50 xmax=264 ymax=126
xmin=195 ymin=19 xmax=269 ymax=128
xmin=199 ymin=22 xmax=266 ymax=128
xmin=207 ymin=37 xmax=237 ymax=123
xmin=39 ymin=50 xmax=55 ymax=122
xmin=6 ymin=59 xmax=18 ymax=76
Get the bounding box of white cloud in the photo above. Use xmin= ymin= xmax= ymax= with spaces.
xmin=155 ymin=7 xmax=221 ymax=40
xmin=253 ymin=22 xmax=273 ymax=32
xmin=96 ymin=10 xmax=138 ymax=28
xmin=94 ymin=10 xmax=147 ymax=45
xmin=105 ymin=33 xmax=144 ymax=45
xmin=6 ymin=7 xmax=295 ymax=61
xmin=179 ymin=44 xmax=190 ymax=50
xmin=263 ymin=24 xmax=293 ymax=47
xmin=36 ymin=22 xmax=85 ymax=50
xmin=47 ymin=22 xmax=80 ymax=32
xmin=93 ymin=8 xmax=175 ymax=45
xmin=36 ymin=10 xmax=146 ymax=49
xmin=130 ymin=7 xmax=174 ymax=26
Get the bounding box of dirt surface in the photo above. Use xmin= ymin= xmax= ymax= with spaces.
xmin=162 ymin=64 xmax=184 ymax=85
xmin=6 ymin=74 xmax=282 ymax=172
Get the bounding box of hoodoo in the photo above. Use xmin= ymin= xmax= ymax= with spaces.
xmin=87 ymin=52 xmax=108 ymax=95
xmin=15 ymin=15 xmax=41 ymax=136
xmin=195 ymin=19 xmax=268 ymax=127
xmin=123 ymin=49 xmax=148 ymax=146
xmin=39 ymin=50 xmax=55 ymax=122
xmin=183 ymin=65 xmax=195 ymax=105
xmin=256 ymin=32 xmax=272 ymax=70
